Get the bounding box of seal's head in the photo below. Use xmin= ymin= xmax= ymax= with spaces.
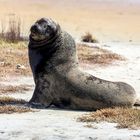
xmin=30 ymin=18 xmax=60 ymax=44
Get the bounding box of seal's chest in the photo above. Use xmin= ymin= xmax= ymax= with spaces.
xmin=29 ymin=49 xmax=43 ymax=74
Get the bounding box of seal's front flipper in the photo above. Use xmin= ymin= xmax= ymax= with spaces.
xmin=29 ymin=82 xmax=53 ymax=109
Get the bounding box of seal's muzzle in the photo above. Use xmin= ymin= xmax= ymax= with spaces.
xmin=31 ymin=24 xmax=40 ymax=34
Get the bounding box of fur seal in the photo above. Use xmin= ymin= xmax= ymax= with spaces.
xmin=28 ymin=18 xmax=137 ymax=110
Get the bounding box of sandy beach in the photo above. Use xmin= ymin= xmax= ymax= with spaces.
xmin=0 ymin=0 xmax=140 ymax=139
xmin=1 ymin=41 xmax=140 ymax=140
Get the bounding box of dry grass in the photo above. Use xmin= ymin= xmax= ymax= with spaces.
xmin=0 ymin=16 xmax=25 ymax=43
xmin=84 ymin=124 xmax=98 ymax=129
xmin=81 ymin=32 xmax=99 ymax=43
xmin=0 ymin=84 xmax=32 ymax=94
xmin=0 ymin=97 xmax=32 ymax=114
xmin=0 ymin=38 xmax=124 ymax=79
xmin=0 ymin=96 xmax=26 ymax=105
xmin=78 ymin=107 xmax=140 ymax=129
xmin=77 ymin=44 xmax=125 ymax=65
xmin=0 ymin=105 xmax=31 ymax=114
xmin=0 ymin=39 xmax=31 ymax=78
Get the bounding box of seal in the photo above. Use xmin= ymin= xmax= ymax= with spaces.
xmin=28 ymin=18 xmax=137 ymax=110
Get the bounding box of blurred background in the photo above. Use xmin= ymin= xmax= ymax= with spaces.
xmin=0 ymin=0 xmax=140 ymax=43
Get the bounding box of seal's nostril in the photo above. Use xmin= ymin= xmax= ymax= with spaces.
xmin=31 ymin=24 xmax=39 ymax=33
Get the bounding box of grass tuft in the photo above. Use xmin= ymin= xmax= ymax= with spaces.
xmin=0 ymin=96 xmax=26 ymax=105
xmin=78 ymin=107 xmax=140 ymax=129
xmin=0 ymin=16 xmax=26 ymax=43
xmin=0 ymin=96 xmax=32 ymax=114
xmin=81 ymin=32 xmax=99 ymax=43
xmin=0 ymin=105 xmax=31 ymax=114
xmin=0 ymin=40 xmax=31 ymax=78
xmin=0 ymin=84 xmax=32 ymax=94
xmin=77 ymin=44 xmax=125 ymax=66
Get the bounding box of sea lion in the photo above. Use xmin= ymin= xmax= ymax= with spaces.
xmin=28 ymin=18 xmax=137 ymax=110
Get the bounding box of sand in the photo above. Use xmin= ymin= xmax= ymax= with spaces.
xmin=1 ymin=109 xmax=140 ymax=140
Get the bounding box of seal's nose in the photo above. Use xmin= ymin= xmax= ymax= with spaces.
xmin=30 ymin=24 xmax=40 ymax=33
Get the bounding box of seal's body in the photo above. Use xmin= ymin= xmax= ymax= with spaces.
xmin=28 ymin=18 xmax=136 ymax=110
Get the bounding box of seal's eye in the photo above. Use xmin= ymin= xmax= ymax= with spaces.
xmin=46 ymin=25 xmax=51 ymax=33
xmin=43 ymin=25 xmax=47 ymax=28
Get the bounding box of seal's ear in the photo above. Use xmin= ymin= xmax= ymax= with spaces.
xmin=47 ymin=18 xmax=58 ymax=25
xmin=47 ymin=18 xmax=60 ymax=31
